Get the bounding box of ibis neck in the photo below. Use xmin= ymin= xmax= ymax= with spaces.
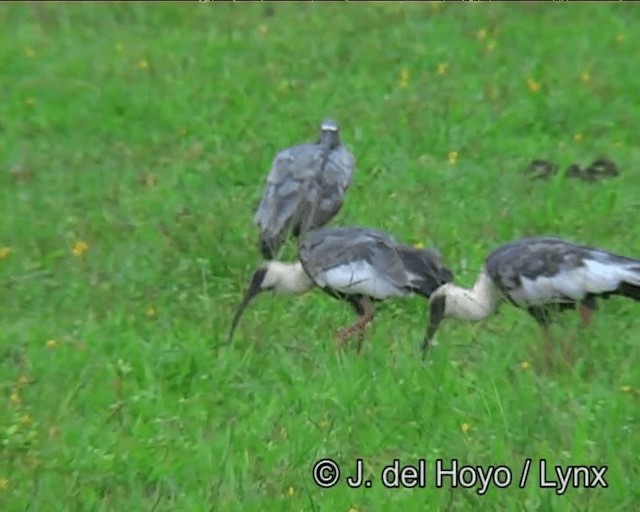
xmin=319 ymin=131 xmax=339 ymax=149
xmin=442 ymin=270 xmax=499 ymax=321
xmin=268 ymin=261 xmax=314 ymax=294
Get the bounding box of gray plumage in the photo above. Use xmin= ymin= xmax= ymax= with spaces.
xmin=254 ymin=119 xmax=355 ymax=259
xmin=226 ymin=226 xmax=454 ymax=351
xmin=422 ymin=236 xmax=640 ymax=356
xmin=298 ymin=226 xmax=453 ymax=302
xmin=484 ymin=236 xmax=640 ymax=315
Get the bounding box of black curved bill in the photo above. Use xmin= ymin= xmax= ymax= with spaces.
xmin=224 ymin=268 xmax=267 ymax=346
xmin=421 ymin=295 xmax=446 ymax=359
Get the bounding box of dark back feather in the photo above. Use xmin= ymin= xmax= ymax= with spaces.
xmin=396 ymin=245 xmax=454 ymax=298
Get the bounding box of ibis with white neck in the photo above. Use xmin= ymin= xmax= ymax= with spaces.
xmin=227 ymin=226 xmax=454 ymax=352
xmin=422 ymin=236 xmax=640 ymax=359
xmin=254 ymin=118 xmax=355 ymax=260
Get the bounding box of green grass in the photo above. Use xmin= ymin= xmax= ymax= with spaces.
xmin=2 ymin=2 xmax=640 ymax=510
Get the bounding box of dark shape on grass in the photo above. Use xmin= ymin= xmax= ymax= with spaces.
xmin=422 ymin=236 xmax=640 ymax=364
xmin=526 ymin=159 xmax=558 ymax=180
xmin=565 ymin=163 xmax=585 ymax=180
xmin=254 ymin=119 xmax=355 ymax=260
xmin=225 ymin=226 xmax=454 ymax=353
xmin=583 ymin=157 xmax=619 ymax=183
xmin=565 ymin=158 xmax=619 ymax=183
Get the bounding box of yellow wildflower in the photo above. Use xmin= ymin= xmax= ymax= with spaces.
xmin=399 ymin=68 xmax=410 ymax=88
xmin=287 ymin=486 xmax=295 ymax=496
xmin=72 ymin=241 xmax=89 ymax=257
xmin=414 ymin=242 xmax=425 ymax=249
xmin=527 ymin=78 xmax=540 ymax=93
xmin=46 ymin=339 xmax=59 ymax=350
xmin=10 ymin=391 xmax=21 ymax=405
xmin=477 ymin=29 xmax=487 ymax=40
xmin=461 ymin=422 xmax=471 ymax=433
xmin=138 ymin=59 xmax=149 ymax=70
xmin=520 ymin=361 xmax=530 ymax=370
xmin=146 ymin=306 xmax=156 ymax=318
xmin=349 ymin=508 xmax=360 ymax=512
xmin=580 ymin=72 xmax=592 ymax=84
xmin=0 ymin=478 xmax=8 ymax=491
xmin=448 ymin=151 xmax=458 ymax=165
xmin=620 ymin=385 xmax=632 ymax=393
xmin=259 ymin=25 xmax=268 ymax=35
xmin=0 ymin=247 xmax=11 ymax=259
xmin=436 ymin=62 xmax=449 ymax=75
xmin=573 ymin=133 xmax=583 ymax=142
xmin=19 ymin=414 xmax=32 ymax=426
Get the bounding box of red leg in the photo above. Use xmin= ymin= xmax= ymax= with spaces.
xmin=577 ymin=304 xmax=594 ymax=327
xmin=335 ymin=298 xmax=374 ymax=352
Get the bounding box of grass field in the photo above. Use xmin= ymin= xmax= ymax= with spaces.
xmin=2 ymin=2 xmax=640 ymax=510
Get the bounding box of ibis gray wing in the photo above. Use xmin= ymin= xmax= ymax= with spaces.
xmin=296 ymin=146 xmax=356 ymax=235
xmin=297 ymin=227 xmax=409 ymax=297
xmin=395 ymin=244 xmax=455 ymax=297
xmin=254 ymin=144 xmax=325 ymax=256
xmin=484 ymin=237 xmax=589 ymax=296
xmin=483 ymin=236 xmax=640 ymax=307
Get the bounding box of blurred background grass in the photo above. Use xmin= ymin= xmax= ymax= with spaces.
xmin=1 ymin=3 xmax=639 ymax=511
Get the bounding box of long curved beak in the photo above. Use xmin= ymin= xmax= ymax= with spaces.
xmin=421 ymin=295 xmax=446 ymax=359
xmin=223 ymin=268 xmax=267 ymax=346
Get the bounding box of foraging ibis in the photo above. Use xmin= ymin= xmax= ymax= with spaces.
xmin=566 ymin=158 xmax=619 ymax=182
xmin=583 ymin=157 xmax=619 ymax=182
xmin=526 ymin=159 xmax=558 ymax=181
xmin=254 ymin=119 xmax=355 ymax=259
xmin=421 ymin=236 xmax=640 ymax=359
xmin=227 ymin=226 xmax=454 ymax=352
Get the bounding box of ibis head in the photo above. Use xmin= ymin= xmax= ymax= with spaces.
xmin=422 ymin=293 xmax=446 ymax=356
xmin=420 ymin=272 xmax=500 ymax=357
xmin=227 ymin=267 xmax=269 ymax=345
xmin=319 ymin=118 xmax=340 ymax=149
xmin=226 ymin=261 xmax=313 ymax=345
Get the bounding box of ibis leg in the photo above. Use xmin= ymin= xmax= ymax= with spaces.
xmin=528 ymin=307 xmax=555 ymax=367
xmin=335 ymin=297 xmax=374 ymax=352
xmin=541 ymin=327 xmax=555 ymax=368
xmin=577 ymin=302 xmax=595 ymax=328
xmin=564 ymin=299 xmax=596 ymax=365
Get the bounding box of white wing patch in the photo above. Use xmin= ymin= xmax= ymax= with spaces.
xmin=317 ymin=260 xmax=407 ymax=299
xmin=511 ymin=258 xmax=640 ymax=306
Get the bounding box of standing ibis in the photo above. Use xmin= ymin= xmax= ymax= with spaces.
xmin=421 ymin=236 xmax=640 ymax=360
xmin=254 ymin=119 xmax=355 ymax=260
xmin=226 ymin=226 xmax=454 ymax=352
